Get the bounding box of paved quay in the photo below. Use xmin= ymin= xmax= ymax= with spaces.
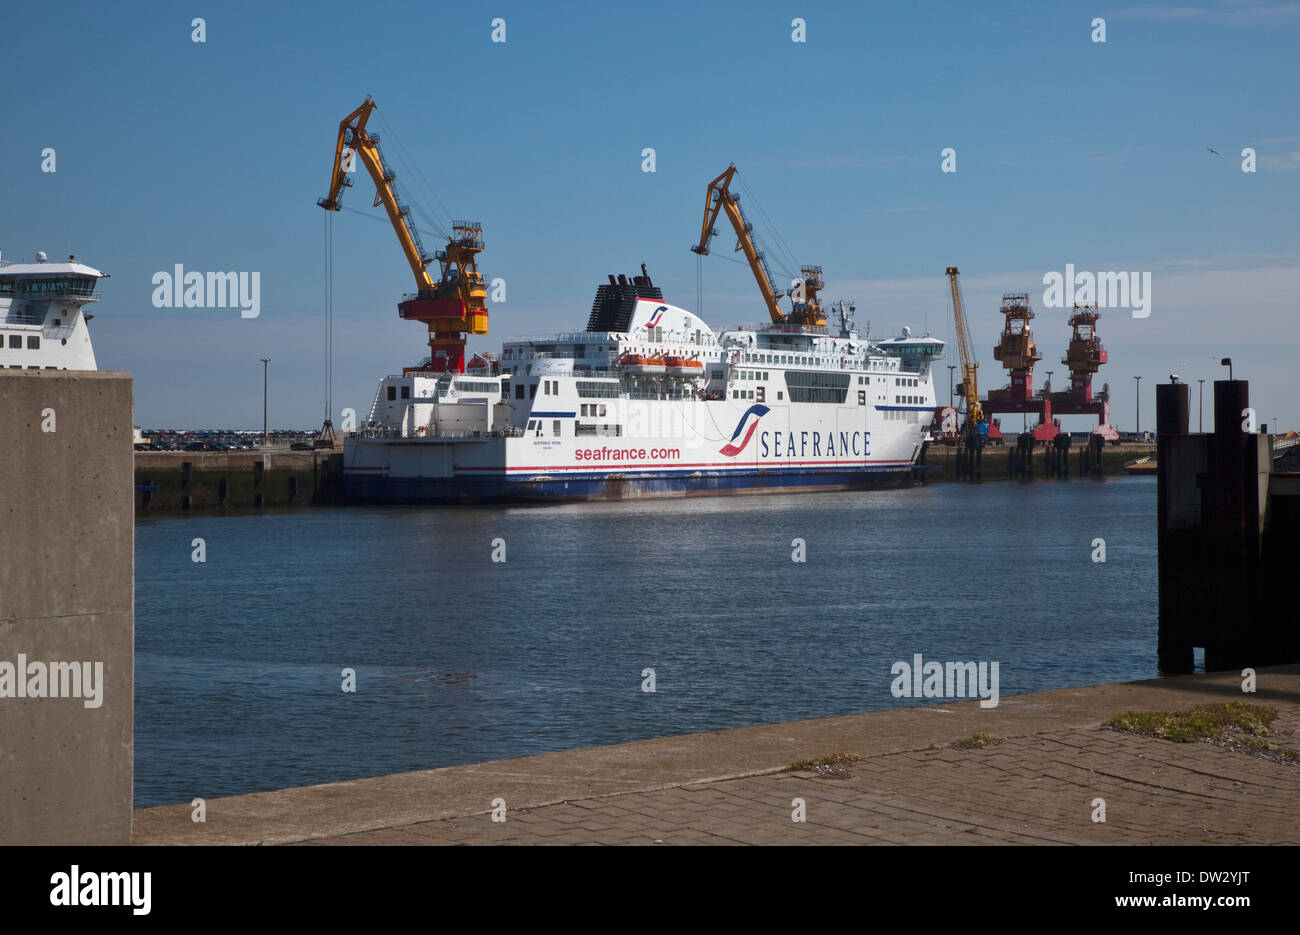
xmin=133 ymin=664 xmax=1300 ymax=846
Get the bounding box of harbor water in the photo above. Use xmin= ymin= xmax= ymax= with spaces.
xmin=135 ymin=476 xmax=1157 ymax=806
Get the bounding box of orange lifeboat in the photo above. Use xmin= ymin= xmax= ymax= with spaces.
xmin=664 ymin=356 xmax=705 ymax=378
xmin=620 ymin=353 xmax=666 ymax=375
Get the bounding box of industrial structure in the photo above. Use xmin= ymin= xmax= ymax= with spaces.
xmin=691 ymin=164 xmax=827 ymax=328
xmin=980 ymin=294 xmax=1118 ymax=444
xmin=941 ymin=269 xmax=1119 ymax=470
xmin=318 ymin=95 xmax=488 ymax=375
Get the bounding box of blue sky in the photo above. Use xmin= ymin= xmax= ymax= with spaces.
xmin=5 ymin=0 xmax=1298 ymax=430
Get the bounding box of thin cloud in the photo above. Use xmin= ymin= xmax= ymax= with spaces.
xmin=1113 ymin=2 xmax=1300 ymax=22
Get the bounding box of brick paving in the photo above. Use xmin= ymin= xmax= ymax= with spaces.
xmin=300 ymin=713 xmax=1300 ymax=846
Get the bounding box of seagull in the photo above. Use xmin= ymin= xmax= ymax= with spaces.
xmin=1207 ymin=147 xmax=1220 ymax=155
xmin=1170 ymin=374 xmax=1180 ymax=383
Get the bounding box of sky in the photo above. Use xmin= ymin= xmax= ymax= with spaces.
xmin=5 ymin=0 xmax=1298 ymax=431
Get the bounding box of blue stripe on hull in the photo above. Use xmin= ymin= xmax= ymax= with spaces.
xmin=344 ymin=466 xmax=916 ymax=504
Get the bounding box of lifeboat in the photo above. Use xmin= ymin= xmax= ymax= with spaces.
xmin=620 ymin=353 xmax=666 ymax=375
xmin=664 ymin=356 xmax=705 ymax=378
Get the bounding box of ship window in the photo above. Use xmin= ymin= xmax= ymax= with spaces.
xmin=553 ymin=420 xmax=561 ymax=436
xmin=7 ymin=335 xmax=19 ymax=349
xmin=527 ymin=420 xmax=536 ymax=431
xmin=777 ymin=391 xmax=783 ymax=400
xmin=712 ymin=370 xmax=723 ymax=379
xmin=26 ymin=336 xmax=39 ymax=349
xmin=732 ymin=390 xmax=739 ymax=399
xmin=858 ymin=391 xmax=866 ymax=405
xmin=756 ymin=386 xmax=765 ymax=403
xmin=401 ymin=386 xmax=410 ymax=399
xmin=598 ymin=405 xmax=606 ymax=417
xmin=516 ymin=384 xmax=524 ymax=399
xmin=530 ymin=383 xmax=537 ymax=398
xmin=387 ymin=386 xmax=396 ymax=401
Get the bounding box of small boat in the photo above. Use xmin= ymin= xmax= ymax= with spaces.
xmin=664 ymin=356 xmax=704 ymax=378
xmin=1124 ymin=456 xmax=1157 ymax=475
xmin=620 ymin=353 xmax=666 ymax=375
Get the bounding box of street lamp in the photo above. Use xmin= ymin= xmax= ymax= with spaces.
xmin=1220 ymin=357 xmax=1233 ymax=381
xmin=1045 ymin=370 xmax=1054 ymax=395
xmin=1198 ymin=379 xmax=1205 ymax=432
xmin=260 ymin=358 xmax=270 ymax=444
xmin=1134 ymin=375 xmax=1141 ymax=437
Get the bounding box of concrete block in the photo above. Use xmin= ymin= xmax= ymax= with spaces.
xmin=0 ymin=371 xmax=134 ymax=844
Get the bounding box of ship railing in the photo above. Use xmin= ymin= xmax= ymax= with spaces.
xmin=734 ymin=322 xmax=830 ymax=335
xmin=2 ymin=312 xmax=48 ymax=325
xmin=351 ymin=424 xmax=525 ymax=440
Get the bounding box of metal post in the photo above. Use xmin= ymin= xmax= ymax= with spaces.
xmin=260 ymin=358 xmax=270 ymax=444
xmin=1134 ymin=375 xmax=1141 ymax=436
xmin=1198 ymin=378 xmax=1204 ymax=432
xmin=947 ymin=365 xmax=956 ymax=408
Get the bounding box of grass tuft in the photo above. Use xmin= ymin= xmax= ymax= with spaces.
xmin=1104 ymin=701 xmax=1299 ymax=763
xmin=787 ymin=752 xmax=860 ymax=775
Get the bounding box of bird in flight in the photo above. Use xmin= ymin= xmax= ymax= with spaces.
xmin=1208 ymin=147 xmax=1220 ymax=155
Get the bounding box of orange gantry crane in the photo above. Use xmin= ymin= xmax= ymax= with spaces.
xmin=318 ymin=95 xmax=487 ymax=373
xmin=691 ymin=164 xmax=826 ymax=328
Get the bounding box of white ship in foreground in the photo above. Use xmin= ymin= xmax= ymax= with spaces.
xmin=0 ymin=251 xmax=105 ymax=371
xmin=344 ymin=269 xmax=943 ymax=502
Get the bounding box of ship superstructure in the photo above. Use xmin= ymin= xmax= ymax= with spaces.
xmin=0 ymin=251 xmax=105 ymax=371
xmin=345 ymin=270 xmax=943 ymax=502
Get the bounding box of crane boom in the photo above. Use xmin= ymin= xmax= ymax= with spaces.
xmin=946 ymin=265 xmax=984 ymax=429
xmin=691 ymin=165 xmax=827 ymax=327
xmin=318 ymin=96 xmax=488 ymax=374
xmin=318 ymin=96 xmax=436 ymax=294
xmin=691 ymin=165 xmax=785 ymax=323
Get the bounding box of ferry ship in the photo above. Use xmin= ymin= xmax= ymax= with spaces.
xmin=344 ymin=269 xmax=944 ymax=502
xmin=0 ymin=251 xmax=105 ymax=371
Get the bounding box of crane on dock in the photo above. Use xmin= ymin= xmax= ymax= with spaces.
xmin=691 ymin=164 xmax=826 ymax=328
xmin=318 ymin=95 xmax=488 ymax=374
xmin=946 ymin=265 xmax=986 ymax=437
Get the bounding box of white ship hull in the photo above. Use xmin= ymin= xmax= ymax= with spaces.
xmin=343 ymin=284 xmax=944 ymax=503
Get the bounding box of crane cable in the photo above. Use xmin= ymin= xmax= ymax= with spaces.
xmin=374 ymin=110 xmax=454 ymax=239
xmin=324 ymin=211 xmax=333 ymax=424
xmin=734 ymin=171 xmax=801 ymax=284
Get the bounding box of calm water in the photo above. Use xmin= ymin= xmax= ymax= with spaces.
xmin=135 ymin=477 xmax=1157 ymax=806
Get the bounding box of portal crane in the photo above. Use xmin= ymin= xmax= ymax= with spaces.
xmin=691 ymin=164 xmax=826 ymax=328
xmin=946 ymin=265 xmax=985 ymax=434
xmin=318 ymin=95 xmax=487 ymax=373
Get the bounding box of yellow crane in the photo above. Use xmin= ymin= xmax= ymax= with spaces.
xmin=691 ymin=164 xmax=826 ymax=328
xmin=946 ymin=265 xmax=986 ymax=434
xmin=318 ymin=95 xmax=487 ymax=373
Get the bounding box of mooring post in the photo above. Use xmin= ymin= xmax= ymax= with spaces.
xmin=1207 ymin=380 xmax=1259 ymax=670
xmin=1156 ymin=381 xmax=1193 ymax=672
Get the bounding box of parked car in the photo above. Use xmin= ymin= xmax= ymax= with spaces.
xmin=289 ymin=442 xmax=314 ymax=451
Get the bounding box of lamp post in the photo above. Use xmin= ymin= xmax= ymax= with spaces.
xmin=260 ymin=358 xmax=270 ymax=445
xmin=947 ymin=365 xmax=956 ymax=408
xmin=1134 ymin=375 xmax=1141 ymax=437
xmin=1198 ymin=379 xmax=1205 ymax=432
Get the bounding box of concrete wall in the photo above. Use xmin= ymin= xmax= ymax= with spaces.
xmin=0 ymin=371 xmax=134 ymax=844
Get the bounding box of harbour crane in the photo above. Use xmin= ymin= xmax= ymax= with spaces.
xmin=318 ymin=95 xmax=488 ymax=374
xmin=946 ymin=265 xmax=986 ymax=436
xmin=691 ymin=164 xmax=826 ymax=328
